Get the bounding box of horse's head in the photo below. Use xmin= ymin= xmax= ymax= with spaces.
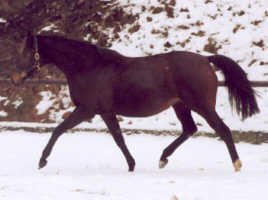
xmin=11 ymin=32 xmax=40 ymax=85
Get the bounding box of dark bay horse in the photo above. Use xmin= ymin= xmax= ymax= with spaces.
xmin=11 ymin=32 xmax=259 ymax=172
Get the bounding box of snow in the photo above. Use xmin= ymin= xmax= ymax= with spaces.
xmin=11 ymin=98 xmax=23 ymax=109
xmin=0 ymin=96 xmax=8 ymax=105
xmin=0 ymin=18 xmax=7 ymax=23
xmin=35 ymin=87 xmax=74 ymax=121
xmin=0 ymin=131 xmax=267 ymax=200
xmin=36 ymin=91 xmax=56 ymax=115
xmin=0 ymin=111 xmax=7 ymax=117
xmin=111 ymin=0 xmax=268 ymax=79
xmin=40 ymin=24 xmax=61 ymax=33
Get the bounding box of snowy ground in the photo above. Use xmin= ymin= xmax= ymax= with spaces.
xmin=0 ymin=131 xmax=268 ymax=200
xmin=1 ymin=0 xmax=268 ymax=132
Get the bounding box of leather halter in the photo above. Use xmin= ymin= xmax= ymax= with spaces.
xmin=33 ymin=36 xmax=41 ymax=71
xmin=22 ymin=35 xmax=41 ymax=79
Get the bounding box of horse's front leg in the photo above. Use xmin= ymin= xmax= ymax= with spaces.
xmin=101 ymin=113 xmax=135 ymax=172
xmin=39 ymin=106 xmax=94 ymax=169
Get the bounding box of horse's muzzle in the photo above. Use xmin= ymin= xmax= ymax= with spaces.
xmin=10 ymin=71 xmax=27 ymax=85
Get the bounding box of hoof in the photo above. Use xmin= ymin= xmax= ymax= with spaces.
xmin=128 ymin=161 xmax=135 ymax=172
xmin=159 ymin=159 xmax=168 ymax=169
xmin=128 ymin=168 xmax=134 ymax=172
xmin=233 ymin=159 xmax=242 ymax=172
xmin=39 ymin=159 xmax=47 ymax=169
xmin=128 ymin=165 xmax=135 ymax=172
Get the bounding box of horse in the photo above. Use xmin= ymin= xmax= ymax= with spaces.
xmin=11 ymin=32 xmax=259 ymax=172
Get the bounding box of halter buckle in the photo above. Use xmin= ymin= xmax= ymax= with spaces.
xmin=34 ymin=52 xmax=41 ymax=70
xmin=34 ymin=52 xmax=40 ymax=61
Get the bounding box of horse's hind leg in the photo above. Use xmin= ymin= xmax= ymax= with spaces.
xmin=199 ymin=109 xmax=241 ymax=171
xmin=159 ymin=102 xmax=197 ymax=169
xmin=101 ymin=113 xmax=135 ymax=172
xmin=39 ymin=106 xmax=93 ymax=169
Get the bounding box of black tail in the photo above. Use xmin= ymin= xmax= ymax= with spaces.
xmin=208 ymin=55 xmax=259 ymax=120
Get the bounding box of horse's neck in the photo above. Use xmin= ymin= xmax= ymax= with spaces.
xmin=37 ymin=36 xmax=98 ymax=76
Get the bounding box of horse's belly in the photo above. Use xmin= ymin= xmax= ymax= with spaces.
xmin=115 ymin=96 xmax=181 ymax=117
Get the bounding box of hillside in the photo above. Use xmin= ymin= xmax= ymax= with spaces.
xmin=0 ymin=0 xmax=268 ymax=134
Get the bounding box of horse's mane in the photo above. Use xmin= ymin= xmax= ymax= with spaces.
xmin=39 ymin=35 xmax=125 ymax=63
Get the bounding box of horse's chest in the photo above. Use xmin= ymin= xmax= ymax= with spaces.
xmin=68 ymin=69 xmax=116 ymax=110
xmin=68 ymin=79 xmax=96 ymax=106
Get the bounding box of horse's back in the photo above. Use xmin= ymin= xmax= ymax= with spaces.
xmin=97 ymin=47 xmax=125 ymax=63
